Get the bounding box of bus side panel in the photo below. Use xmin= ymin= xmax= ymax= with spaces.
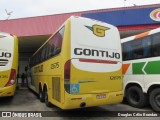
xmin=48 ymin=19 xmax=71 ymax=108
xmin=13 ymin=36 xmax=19 ymax=80
xmin=29 ymin=20 xmax=71 ymax=108
xmin=10 ymin=36 xmax=18 ymax=96
xmin=123 ymin=61 xmax=144 ymax=91
xmin=123 ymin=57 xmax=160 ymax=93
xmin=30 ymin=55 xmax=63 ymax=107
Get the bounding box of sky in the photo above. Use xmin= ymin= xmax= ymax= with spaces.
xmin=0 ymin=0 xmax=160 ymax=20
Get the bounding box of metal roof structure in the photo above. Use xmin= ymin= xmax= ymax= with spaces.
xmin=0 ymin=4 xmax=160 ymax=37
xmin=0 ymin=4 xmax=159 ymax=61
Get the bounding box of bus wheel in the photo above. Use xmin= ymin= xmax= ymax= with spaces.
xmin=126 ymin=86 xmax=148 ymax=108
xmin=44 ymin=88 xmax=52 ymax=107
xmin=39 ymin=88 xmax=45 ymax=102
xmin=149 ymin=88 xmax=160 ymax=112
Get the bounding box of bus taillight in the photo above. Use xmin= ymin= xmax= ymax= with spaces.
xmin=64 ymin=60 xmax=71 ymax=93
xmin=5 ymin=69 xmax=16 ymax=86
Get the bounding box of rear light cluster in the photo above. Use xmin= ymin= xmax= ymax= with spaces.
xmin=5 ymin=69 xmax=16 ymax=87
xmin=64 ymin=60 xmax=71 ymax=93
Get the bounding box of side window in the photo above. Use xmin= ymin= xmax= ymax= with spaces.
xmin=152 ymin=33 xmax=160 ymax=57
xmin=132 ymin=39 xmax=143 ymax=59
xmin=54 ymin=32 xmax=62 ymax=54
xmin=142 ymin=36 xmax=151 ymax=58
xmin=47 ymin=36 xmax=56 ymax=59
xmin=55 ymin=27 xmax=65 ymax=54
xmin=122 ymin=36 xmax=151 ymax=61
xmin=46 ymin=26 xmax=65 ymax=59
xmin=122 ymin=42 xmax=133 ymax=61
xmin=30 ymin=27 xmax=65 ymax=66
xmin=41 ymin=46 xmax=46 ymax=61
xmin=122 ymin=40 xmax=143 ymax=60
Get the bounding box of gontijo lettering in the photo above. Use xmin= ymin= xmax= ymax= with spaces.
xmin=0 ymin=52 xmax=11 ymax=58
xmin=74 ymin=48 xmax=120 ymax=59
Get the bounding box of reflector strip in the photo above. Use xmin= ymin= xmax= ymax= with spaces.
xmin=116 ymin=93 xmax=123 ymax=96
xmin=79 ymin=59 xmax=117 ymax=64
xmin=71 ymin=98 xmax=82 ymax=100
xmin=7 ymin=92 xmax=12 ymax=94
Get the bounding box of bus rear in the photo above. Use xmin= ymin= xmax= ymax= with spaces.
xmin=0 ymin=33 xmax=18 ymax=97
xmin=63 ymin=17 xmax=123 ymax=109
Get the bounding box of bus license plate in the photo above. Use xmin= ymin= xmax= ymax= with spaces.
xmin=96 ymin=94 xmax=106 ymax=99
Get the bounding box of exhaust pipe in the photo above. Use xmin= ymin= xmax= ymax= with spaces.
xmin=80 ymin=102 xmax=86 ymax=107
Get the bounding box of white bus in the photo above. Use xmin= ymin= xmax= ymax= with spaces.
xmin=0 ymin=32 xmax=18 ymax=97
xmin=122 ymin=27 xmax=160 ymax=112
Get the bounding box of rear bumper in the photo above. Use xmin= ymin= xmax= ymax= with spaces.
xmin=0 ymin=85 xmax=16 ymax=97
xmin=62 ymin=90 xmax=124 ymax=109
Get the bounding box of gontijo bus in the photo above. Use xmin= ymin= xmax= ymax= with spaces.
xmin=28 ymin=16 xmax=123 ymax=109
xmin=0 ymin=32 xmax=18 ymax=97
xmin=122 ymin=27 xmax=160 ymax=112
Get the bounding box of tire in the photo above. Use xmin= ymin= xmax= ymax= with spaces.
xmin=39 ymin=89 xmax=45 ymax=102
xmin=44 ymin=88 xmax=52 ymax=107
xmin=149 ymin=88 xmax=160 ymax=113
xmin=126 ymin=86 xmax=148 ymax=108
